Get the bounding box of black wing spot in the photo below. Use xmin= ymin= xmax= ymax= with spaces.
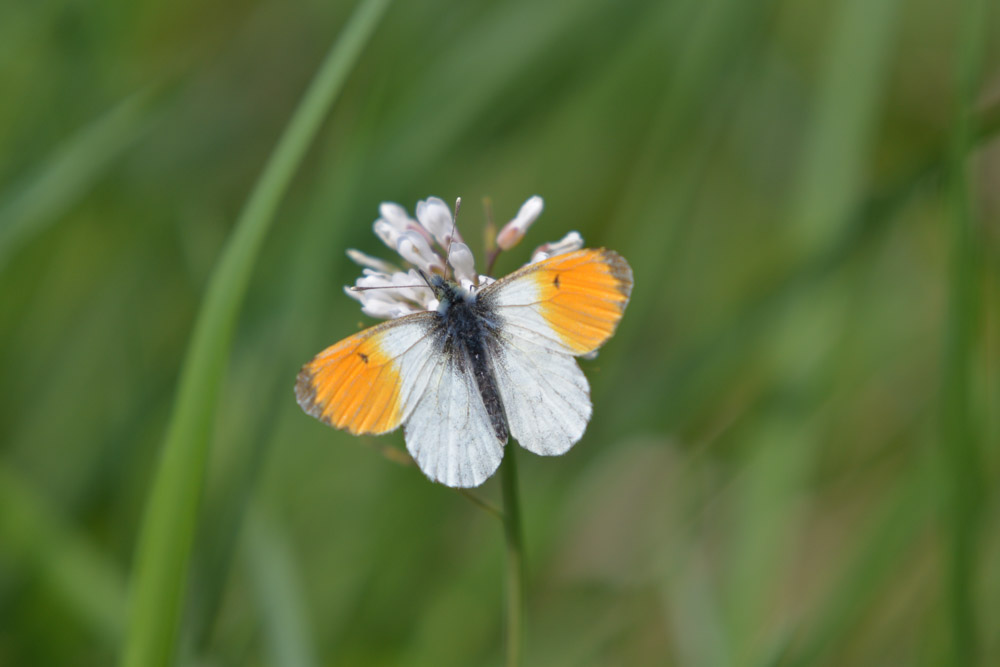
xmin=553 ymin=274 xmax=560 ymax=289
xmin=359 ymin=352 xmax=369 ymax=363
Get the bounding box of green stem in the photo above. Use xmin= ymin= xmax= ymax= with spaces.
xmin=500 ymin=447 xmax=525 ymax=667
xmin=119 ymin=3 xmax=392 ymax=666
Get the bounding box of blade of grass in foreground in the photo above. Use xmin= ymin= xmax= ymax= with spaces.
xmin=941 ymin=0 xmax=989 ymax=663
xmin=120 ymin=2 xmax=392 ymax=666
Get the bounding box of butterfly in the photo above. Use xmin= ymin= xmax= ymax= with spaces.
xmin=295 ymin=248 xmax=633 ymax=488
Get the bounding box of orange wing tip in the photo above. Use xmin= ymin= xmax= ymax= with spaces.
xmin=598 ymin=249 xmax=634 ymax=301
xmin=295 ymin=365 xmax=329 ymax=424
xmin=294 ymin=332 xmax=405 ymax=435
xmin=573 ymin=248 xmax=633 ymax=299
xmin=531 ymin=248 xmax=633 ymax=354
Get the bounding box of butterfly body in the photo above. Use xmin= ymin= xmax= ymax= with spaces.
xmin=296 ymin=248 xmax=632 ymax=487
xmin=426 ymin=275 xmax=508 ymax=443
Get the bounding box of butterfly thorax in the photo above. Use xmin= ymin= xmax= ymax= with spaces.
xmin=428 ymin=275 xmax=508 ymax=442
xmin=430 ymin=275 xmax=474 ymax=312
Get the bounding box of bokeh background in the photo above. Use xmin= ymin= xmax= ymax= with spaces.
xmin=1 ymin=0 xmax=998 ymax=665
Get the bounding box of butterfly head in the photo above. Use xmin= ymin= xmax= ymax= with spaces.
xmin=428 ymin=273 xmax=475 ymax=314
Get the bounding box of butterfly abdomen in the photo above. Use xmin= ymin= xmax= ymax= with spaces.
xmin=433 ymin=286 xmax=509 ymax=443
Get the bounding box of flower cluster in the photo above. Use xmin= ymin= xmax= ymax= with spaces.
xmin=346 ymin=196 xmax=584 ymax=320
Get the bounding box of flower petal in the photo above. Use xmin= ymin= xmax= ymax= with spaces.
xmin=496 ymin=195 xmax=544 ymax=251
xmin=374 ymin=219 xmax=402 ymax=252
xmin=416 ymin=196 xmax=462 ymax=248
xmin=346 ymin=248 xmax=399 ymax=274
xmin=375 ymin=202 xmax=438 ymax=251
xmin=392 ymin=269 xmax=437 ymax=309
xmin=379 ymin=202 xmax=415 ymax=233
xmin=530 ymin=230 xmax=584 ymax=264
xmin=363 ymin=299 xmax=420 ymax=319
xmin=397 ymin=231 xmax=445 ymax=275
xmin=447 ymin=241 xmax=477 ymax=285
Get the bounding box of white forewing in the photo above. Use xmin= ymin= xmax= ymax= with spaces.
xmin=482 ymin=274 xmax=576 ymax=355
xmin=403 ymin=351 xmax=505 ymax=488
xmin=388 ymin=319 xmax=447 ymax=424
xmin=296 ymin=313 xmax=439 ymax=435
xmin=491 ymin=329 xmax=592 ymax=456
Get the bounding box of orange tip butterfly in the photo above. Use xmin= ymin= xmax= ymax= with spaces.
xmin=295 ymin=199 xmax=632 ymax=488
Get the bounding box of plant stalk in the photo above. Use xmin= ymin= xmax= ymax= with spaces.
xmin=499 ymin=448 xmax=525 ymax=667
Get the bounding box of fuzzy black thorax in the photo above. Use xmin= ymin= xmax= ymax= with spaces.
xmin=428 ymin=276 xmax=508 ymax=442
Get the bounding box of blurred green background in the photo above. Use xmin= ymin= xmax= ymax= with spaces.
xmin=1 ymin=0 xmax=998 ymax=664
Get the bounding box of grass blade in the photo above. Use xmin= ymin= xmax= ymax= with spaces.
xmin=120 ymin=2 xmax=392 ymax=665
xmin=941 ymin=0 xmax=990 ymax=662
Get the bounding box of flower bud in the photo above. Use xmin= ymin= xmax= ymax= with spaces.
xmin=496 ymin=196 xmax=543 ymax=250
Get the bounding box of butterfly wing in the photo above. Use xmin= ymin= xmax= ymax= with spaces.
xmin=403 ymin=348 xmax=506 ymax=488
xmin=482 ymin=248 xmax=633 ymax=355
xmin=488 ymin=332 xmax=592 ymax=456
xmin=481 ymin=248 xmax=632 ymax=455
xmin=295 ymin=313 xmax=440 ymax=435
xmin=296 ymin=310 xmax=505 ymax=488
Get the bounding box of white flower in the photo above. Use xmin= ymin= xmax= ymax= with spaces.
xmin=447 ymin=241 xmax=478 ymax=288
xmin=529 ymin=231 xmax=584 ymax=263
xmin=496 ymin=195 xmax=543 ymax=250
xmin=416 ymin=197 xmax=463 ymax=248
xmin=346 ymin=249 xmax=399 ymax=274
xmin=346 ymin=196 xmax=582 ymax=320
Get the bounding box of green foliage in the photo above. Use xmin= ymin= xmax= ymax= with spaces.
xmin=0 ymin=0 xmax=997 ymax=665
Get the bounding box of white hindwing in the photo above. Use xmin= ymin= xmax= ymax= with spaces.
xmin=479 ymin=256 xmax=613 ymax=457
xmin=403 ymin=350 xmax=506 ymax=488
xmin=490 ymin=329 xmax=592 ymax=456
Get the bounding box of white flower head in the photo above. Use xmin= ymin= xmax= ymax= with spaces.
xmin=347 ymin=195 xmax=582 ymax=320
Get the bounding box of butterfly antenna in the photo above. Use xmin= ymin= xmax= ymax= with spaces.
xmin=415 ymin=268 xmax=434 ymax=291
xmin=351 ymin=282 xmax=432 ymax=293
xmin=351 ymin=267 xmax=438 ymax=294
xmin=444 ymin=196 xmax=461 ymax=282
